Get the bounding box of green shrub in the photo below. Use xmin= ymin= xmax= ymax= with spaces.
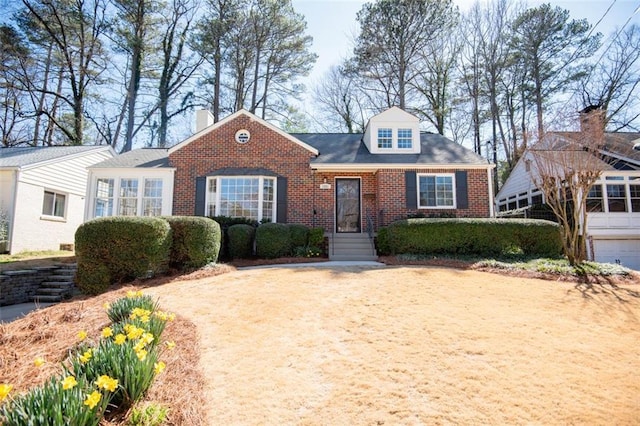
xmin=375 ymin=227 xmax=391 ymax=256
xmin=75 ymin=217 xmax=172 ymax=294
xmin=287 ymin=224 xmax=309 ymax=250
xmin=128 ymin=402 xmax=168 ymax=426
xmin=255 ymin=223 xmax=291 ymax=259
xmin=293 ymin=246 xmax=322 ymax=258
xmin=308 ymin=227 xmax=324 ymax=247
xmin=385 ymin=218 xmax=562 ymax=257
xmin=163 ymin=216 xmax=221 ymax=269
xmin=227 ymin=224 xmax=255 ymax=259
xmin=75 ymin=260 xmax=112 ymax=296
xmin=210 ymin=216 xmax=258 ymax=260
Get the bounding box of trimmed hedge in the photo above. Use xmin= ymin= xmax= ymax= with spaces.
xmin=381 ymin=218 xmax=562 ymax=257
xmin=287 ymin=224 xmax=309 ymax=250
xmin=210 ymin=216 xmax=258 ymax=260
xmin=308 ymin=227 xmax=324 ymax=247
xmin=163 ymin=216 xmax=221 ymax=269
xmin=255 ymin=223 xmax=291 ymax=259
xmin=228 ymin=224 xmax=255 ymax=259
xmin=75 ymin=217 xmax=172 ymax=295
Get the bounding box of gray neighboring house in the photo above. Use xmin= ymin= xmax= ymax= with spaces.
xmin=0 ymin=146 xmax=115 ymax=254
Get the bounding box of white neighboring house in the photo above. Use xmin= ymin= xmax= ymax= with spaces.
xmin=496 ymin=131 xmax=640 ymax=270
xmin=0 ymin=146 xmax=115 ymax=254
xmin=84 ymin=149 xmax=175 ymax=221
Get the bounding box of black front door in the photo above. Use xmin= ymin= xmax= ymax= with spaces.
xmin=336 ymin=178 xmax=361 ymax=233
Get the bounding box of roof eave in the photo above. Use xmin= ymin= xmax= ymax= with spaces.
xmin=311 ymin=163 xmax=494 ymax=171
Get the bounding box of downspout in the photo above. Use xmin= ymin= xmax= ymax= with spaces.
xmin=84 ymin=169 xmax=93 ymax=222
xmin=8 ymin=169 xmax=20 ymax=254
xmin=487 ymin=167 xmax=495 ymax=217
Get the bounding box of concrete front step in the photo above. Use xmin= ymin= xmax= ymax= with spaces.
xmin=330 ymin=254 xmax=378 ymax=261
xmin=330 ymin=233 xmax=377 ymax=260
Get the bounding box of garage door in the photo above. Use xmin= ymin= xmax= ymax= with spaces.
xmin=592 ymin=239 xmax=640 ymax=271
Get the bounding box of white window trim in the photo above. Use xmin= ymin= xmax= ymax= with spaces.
xmin=397 ymin=128 xmax=413 ymax=149
xmin=205 ymin=175 xmax=277 ymax=222
xmin=377 ymin=128 xmax=393 ymax=149
xmin=41 ymin=189 xmax=68 ymax=221
xmin=417 ymin=173 xmax=457 ymax=209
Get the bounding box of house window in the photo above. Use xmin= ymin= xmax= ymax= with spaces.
xmin=206 ymin=176 xmax=276 ymax=222
xmin=42 ymin=190 xmax=66 ymax=218
xmin=531 ymin=193 xmax=543 ymax=205
xmin=397 ymin=128 xmax=412 ymax=149
xmin=606 ymin=184 xmax=627 ymax=212
xmin=586 ymin=185 xmax=603 ymax=212
xmin=630 ymin=184 xmax=640 ymax=212
xmin=142 ymin=178 xmax=163 ymax=216
xmin=418 ymin=174 xmax=454 ymax=208
xmin=119 ymin=179 xmax=138 ymax=216
xmin=95 ymin=178 xmax=114 ymax=217
xmin=377 ymin=128 xmax=392 ymax=149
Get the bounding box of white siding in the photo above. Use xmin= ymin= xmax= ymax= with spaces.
xmin=20 ymin=149 xmax=113 ymax=196
xmin=0 ymin=170 xmax=15 ymax=216
xmin=495 ymin=156 xmax=536 ymax=203
xmin=590 ymin=239 xmax=640 ymax=271
xmin=10 ymin=181 xmax=85 ymax=253
xmin=362 ymin=107 xmax=420 ymax=154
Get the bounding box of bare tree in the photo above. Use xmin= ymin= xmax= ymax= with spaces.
xmin=313 ymin=64 xmax=366 ymax=133
xmin=579 ymin=24 xmax=640 ymax=132
xmin=527 ymin=108 xmax=617 ymax=265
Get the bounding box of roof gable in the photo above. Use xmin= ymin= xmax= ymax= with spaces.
xmin=168 ymin=109 xmax=318 ymax=155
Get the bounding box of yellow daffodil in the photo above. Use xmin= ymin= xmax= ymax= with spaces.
xmin=62 ymin=376 xmax=77 ymax=390
xmin=101 ymin=327 xmax=113 ymax=338
xmin=141 ymin=332 xmax=154 ymax=345
xmin=95 ymin=375 xmax=118 ymax=392
xmin=139 ymin=314 xmax=150 ymax=323
xmin=77 ymin=330 xmax=87 ymax=341
xmin=84 ymin=391 xmax=101 ymax=409
xmin=0 ymin=384 xmax=13 ymax=402
xmin=114 ymin=334 xmax=127 ymax=345
xmin=165 ymin=341 xmax=176 ymax=350
xmin=154 ymin=311 xmax=168 ymax=321
xmin=135 ymin=349 xmax=147 ymax=361
xmin=79 ymin=350 xmax=92 ymax=364
xmin=168 ymin=313 xmax=176 ymax=321
xmin=102 ymin=302 xmax=110 ymax=310
xmin=133 ymin=341 xmax=145 ymax=352
xmin=34 ymin=357 xmax=45 ymax=367
xmin=126 ymin=325 xmax=144 ymax=340
xmin=154 ymin=361 xmax=166 ymax=375
xmin=126 ymin=290 xmax=143 ymax=298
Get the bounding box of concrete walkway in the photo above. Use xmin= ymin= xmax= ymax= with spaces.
xmin=237 ymin=260 xmax=386 ymax=270
xmin=0 ymin=302 xmax=56 ymax=323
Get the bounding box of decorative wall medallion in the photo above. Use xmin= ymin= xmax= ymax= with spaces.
xmin=235 ymin=129 xmax=251 ymax=144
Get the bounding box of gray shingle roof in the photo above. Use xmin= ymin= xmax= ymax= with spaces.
xmin=0 ymin=146 xmax=108 ymax=168
xmin=291 ymin=132 xmax=488 ymax=166
xmin=89 ymin=148 xmax=171 ymax=168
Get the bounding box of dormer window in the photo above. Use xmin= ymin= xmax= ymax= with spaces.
xmin=377 ymin=128 xmax=392 ymax=149
xmin=398 ymin=128 xmax=412 ymax=149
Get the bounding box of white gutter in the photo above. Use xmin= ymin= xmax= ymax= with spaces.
xmin=311 ymin=163 xmax=495 ymax=171
xmin=487 ymin=168 xmax=495 ymax=217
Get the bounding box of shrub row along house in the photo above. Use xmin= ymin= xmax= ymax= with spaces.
xmin=83 ymin=107 xmax=494 ymax=260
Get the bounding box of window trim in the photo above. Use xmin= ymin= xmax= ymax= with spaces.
xmin=205 ymin=175 xmax=277 ymax=222
xmin=41 ymin=189 xmax=67 ymax=220
xmin=397 ymin=128 xmax=413 ymax=149
xmin=92 ymin=176 xmax=164 ymax=218
xmin=377 ymin=128 xmax=393 ymax=149
xmin=417 ymin=173 xmax=456 ymax=209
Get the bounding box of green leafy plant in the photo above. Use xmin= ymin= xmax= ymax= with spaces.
xmin=163 ymin=216 xmax=221 ymax=270
xmin=293 ymin=245 xmax=322 ymax=258
xmin=227 ymin=224 xmax=255 ymax=259
xmin=107 ymin=293 xmax=158 ymax=324
xmin=255 ymin=223 xmax=291 ymax=259
xmin=128 ymin=402 xmax=169 ymax=426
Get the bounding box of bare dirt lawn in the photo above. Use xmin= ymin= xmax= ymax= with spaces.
xmin=142 ymin=264 xmax=640 ymax=425
xmin=2 ymin=263 xmax=638 ymax=424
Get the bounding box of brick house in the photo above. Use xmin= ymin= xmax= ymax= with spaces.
xmin=86 ymin=107 xmax=494 ymax=259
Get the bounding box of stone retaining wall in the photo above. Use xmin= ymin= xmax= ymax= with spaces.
xmin=0 ymin=266 xmax=60 ymax=306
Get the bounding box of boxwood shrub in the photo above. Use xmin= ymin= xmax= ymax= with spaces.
xmin=163 ymin=216 xmax=221 ymax=269
xmin=255 ymin=223 xmax=291 ymax=259
xmin=287 ymin=223 xmax=309 ymax=250
xmin=75 ymin=217 xmax=172 ymax=294
xmin=383 ymin=218 xmax=562 ymax=257
xmin=227 ymin=224 xmax=255 ymax=259
xmin=210 ymin=216 xmax=258 ymax=260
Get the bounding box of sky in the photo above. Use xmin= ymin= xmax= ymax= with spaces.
xmin=292 ymin=0 xmax=640 ymax=88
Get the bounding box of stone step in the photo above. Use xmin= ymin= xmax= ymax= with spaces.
xmin=36 ymin=287 xmax=68 ymax=296
xmin=32 ymin=294 xmax=62 ymax=303
xmin=330 ymin=254 xmax=378 ymax=261
xmin=48 ymin=273 xmax=75 ymax=279
xmin=40 ymin=281 xmax=74 ymax=288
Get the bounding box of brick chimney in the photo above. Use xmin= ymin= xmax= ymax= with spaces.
xmin=579 ymin=105 xmax=605 ymax=146
xmin=195 ymin=109 xmax=214 ymax=133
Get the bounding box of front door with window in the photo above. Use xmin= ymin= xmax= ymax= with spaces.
xmin=336 ymin=178 xmax=361 ymax=232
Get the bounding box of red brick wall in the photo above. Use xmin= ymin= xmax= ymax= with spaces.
xmin=376 ymin=168 xmax=490 ymax=226
xmin=169 ymin=115 xmax=317 ymax=225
